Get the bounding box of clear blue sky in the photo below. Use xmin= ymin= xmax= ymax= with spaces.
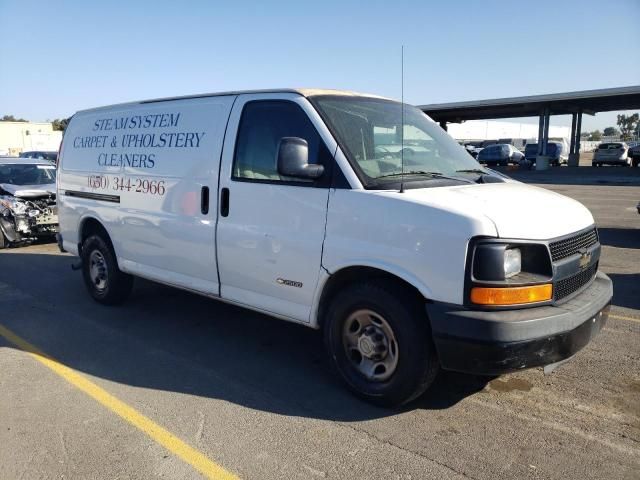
xmin=1 ymin=0 xmax=638 ymax=131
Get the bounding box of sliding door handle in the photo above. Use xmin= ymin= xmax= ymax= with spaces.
xmin=200 ymin=186 xmax=210 ymax=214
xmin=220 ymin=187 xmax=230 ymax=217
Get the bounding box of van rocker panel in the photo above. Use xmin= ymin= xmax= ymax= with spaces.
xmin=426 ymin=272 xmax=612 ymax=375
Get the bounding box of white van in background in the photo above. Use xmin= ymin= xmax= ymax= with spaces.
xmin=57 ymin=89 xmax=612 ymax=406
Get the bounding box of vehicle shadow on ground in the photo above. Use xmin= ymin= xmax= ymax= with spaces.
xmin=598 ymin=227 xmax=639 ymax=249
xmin=597 ymin=227 xmax=639 ymax=311
xmin=0 ymin=252 xmax=489 ymax=421
xmin=495 ymin=166 xmax=640 ymax=187
xmin=607 ymin=273 xmax=640 ymax=311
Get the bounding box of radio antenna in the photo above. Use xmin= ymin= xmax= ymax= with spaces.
xmin=400 ymin=45 xmax=405 ymax=193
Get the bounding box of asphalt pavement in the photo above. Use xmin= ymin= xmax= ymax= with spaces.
xmin=1 ymin=167 xmax=638 ymax=480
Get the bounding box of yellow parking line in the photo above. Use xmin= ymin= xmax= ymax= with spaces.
xmin=0 ymin=323 xmax=239 ymax=480
xmin=609 ymin=313 xmax=640 ymax=324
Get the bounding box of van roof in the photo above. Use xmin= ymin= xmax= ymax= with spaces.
xmin=76 ymin=88 xmax=392 ymax=114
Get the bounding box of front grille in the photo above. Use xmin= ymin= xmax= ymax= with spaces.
xmin=554 ymin=263 xmax=597 ymax=301
xmin=549 ymin=228 xmax=598 ymax=262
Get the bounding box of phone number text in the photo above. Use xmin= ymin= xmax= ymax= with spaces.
xmin=87 ymin=175 xmax=166 ymax=196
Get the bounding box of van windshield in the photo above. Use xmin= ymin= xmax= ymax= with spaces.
xmin=311 ymin=96 xmax=482 ymax=188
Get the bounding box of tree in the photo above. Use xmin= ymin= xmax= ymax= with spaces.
xmin=590 ymin=130 xmax=602 ymax=141
xmin=603 ymin=127 xmax=619 ymax=137
xmin=52 ymin=118 xmax=70 ymax=131
xmin=616 ymin=113 xmax=640 ymax=140
xmin=1 ymin=115 xmax=28 ymax=122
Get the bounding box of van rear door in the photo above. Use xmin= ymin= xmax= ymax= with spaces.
xmin=117 ymin=97 xmax=236 ymax=294
xmin=216 ymin=93 xmax=338 ymax=322
xmin=61 ymin=96 xmax=236 ymax=294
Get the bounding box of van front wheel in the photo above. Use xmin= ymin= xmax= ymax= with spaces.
xmin=81 ymin=234 xmax=133 ymax=305
xmin=323 ymin=280 xmax=439 ymax=407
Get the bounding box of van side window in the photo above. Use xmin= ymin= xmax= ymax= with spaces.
xmin=233 ymin=101 xmax=325 ymax=183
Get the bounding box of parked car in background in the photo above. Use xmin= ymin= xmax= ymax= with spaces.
xmin=0 ymin=157 xmax=58 ymax=248
xmin=463 ymin=141 xmax=484 ymax=158
xmin=477 ymin=143 xmax=523 ymax=166
xmin=592 ymin=142 xmax=630 ymax=166
xmin=552 ymin=138 xmax=570 ymax=162
xmin=627 ymin=143 xmax=640 ymax=167
xmin=19 ymin=151 xmax=58 ymax=163
xmin=524 ymin=141 xmax=565 ymax=167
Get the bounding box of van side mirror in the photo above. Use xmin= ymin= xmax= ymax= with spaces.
xmin=277 ymin=137 xmax=324 ymax=179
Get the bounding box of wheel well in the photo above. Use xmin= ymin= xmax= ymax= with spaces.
xmin=317 ymin=266 xmax=426 ymax=328
xmin=78 ymin=218 xmax=113 ymax=254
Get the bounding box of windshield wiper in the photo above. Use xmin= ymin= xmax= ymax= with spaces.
xmin=455 ymin=168 xmax=489 ymax=175
xmin=376 ymin=170 xmax=467 ymax=182
xmin=377 ymin=171 xmax=474 ymax=183
xmin=455 ymin=168 xmax=508 ymax=184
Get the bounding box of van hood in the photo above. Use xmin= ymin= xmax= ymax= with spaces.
xmin=0 ymin=183 xmax=56 ymax=199
xmin=401 ymin=182 xmax=594 ymax=240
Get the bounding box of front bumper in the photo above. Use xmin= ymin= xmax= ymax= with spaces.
xmin=0 ymin=209 xmax=58 ymax=243
xmin=426 ymin=272 xmax=613 ymax=375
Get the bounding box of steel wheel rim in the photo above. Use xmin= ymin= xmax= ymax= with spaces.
xmin=342 ymin=309 xmax=399 ymax=382
xmin=89 ymin=250 xmax=108 ymax=292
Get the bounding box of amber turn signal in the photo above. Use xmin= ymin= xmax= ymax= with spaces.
xmin=470 ymin=284 xmax=552 ymax=305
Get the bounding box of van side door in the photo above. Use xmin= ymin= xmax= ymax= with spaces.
xmin=97 ymin=96 xmax=236 ymax=294
xmin=216 ymin=93 xmax=338 ymax=322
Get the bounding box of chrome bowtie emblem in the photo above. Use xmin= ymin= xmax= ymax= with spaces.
xmin=578 ymin=248 xmax=591 ymax=269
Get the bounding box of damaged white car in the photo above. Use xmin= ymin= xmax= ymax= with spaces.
xmin=0 ymin=157 xmax=58 ymax=248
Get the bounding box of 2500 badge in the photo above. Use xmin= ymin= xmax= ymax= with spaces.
xmin=87 ymin=175 xmax=166 ymax=196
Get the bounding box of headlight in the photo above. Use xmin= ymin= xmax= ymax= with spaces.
xmin=470 ymin=241 xmax=553 ymax=306
xmin=473 ymin=243 xmax=550 ymax=282
xmin=503 ymin=248 xmax=521 ymax=278
xmin=13 ymin=202 xmax=28 ymax=215
xmin=0 ymin=197 xmax=28 ymax=215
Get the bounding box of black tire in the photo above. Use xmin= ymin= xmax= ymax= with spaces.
xmin=81 ymin=234 xmax=133 ymax=305
xmin=633 ymin=158 xmax=639 ymax=168
xmin=0 ymin=230 xmax=6 ymax=249
xmin=323 ymin=280 xmax=439 ymax=407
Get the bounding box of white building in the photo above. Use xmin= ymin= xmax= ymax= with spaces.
xmin=447 ymin=120 xmax=570 ymax=145
xmin=0 ymin=121 xmax=63 ymax=156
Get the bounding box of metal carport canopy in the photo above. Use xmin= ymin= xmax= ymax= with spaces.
xmin=417 ymin=85 xmax=640 ymax=123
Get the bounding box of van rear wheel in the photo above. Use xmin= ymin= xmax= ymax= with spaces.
xmin=323 ymin=280 xmax=439 ymax=407
xmin=81 ymin=234 xmax=133 ymax=305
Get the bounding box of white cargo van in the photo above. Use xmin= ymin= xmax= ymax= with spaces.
xmin=57 ymin=89 xmax=612 ymax=406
